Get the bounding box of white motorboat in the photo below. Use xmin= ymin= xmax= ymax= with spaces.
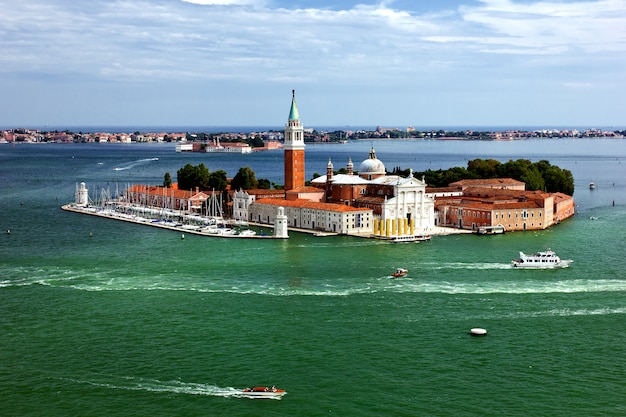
xmin=240 ymin=386 xmax=286 ymax=400
xmin=512 ymin=249 xmax=573 ymax=269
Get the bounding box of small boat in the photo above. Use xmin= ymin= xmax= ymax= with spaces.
xmin=470 ymin=328 xmax=487 ymax=336
xmin=512 ymin=249 xmax=573 ymax=269
xmin=589 ymin=182 xmax=596 ymax=189
xmin=241 ymin=386 xmax=286 ymax=400
xmin=391 ymin=268 xmax=408 ymax=278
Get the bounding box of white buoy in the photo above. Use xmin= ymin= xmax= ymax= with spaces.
xmin=470 ymin=328 xmax=487 ymax=336
xmin=181 ymin=233 xmax=185 ymax=240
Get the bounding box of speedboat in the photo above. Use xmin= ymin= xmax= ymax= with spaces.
xmin=512 ymin=249 xmax=573 ymax=269
xmin=391 ymin=268 xmax=408 ymax=278
xmin=241 ymin=386 xmax=286 ymax=400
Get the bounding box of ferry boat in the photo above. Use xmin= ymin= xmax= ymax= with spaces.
xmin=511 ymin=249 xmax=573 ymax=269
xmin=373 ymin=234 xmax=431 ymax=243
xmin=241 ymin=386 xmax=286 ymax=399
xmin=391 ymin=268 xmax=408 ymax=278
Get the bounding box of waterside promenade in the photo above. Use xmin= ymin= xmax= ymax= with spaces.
xmin=62 ymin=202 xmax=471 ymax=240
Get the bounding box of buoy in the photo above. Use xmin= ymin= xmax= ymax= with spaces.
xmin=181 ymin=233 xmax=185 ymax=240
xmin=470 ymin=328 xmax=487 ymax=336
xmin=7 ymin=229 xmax=10 ymax=235
xmin=89 ymin=232 xmax=93 ymax=238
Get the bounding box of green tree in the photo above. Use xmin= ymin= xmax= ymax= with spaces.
xmin=163 ymin=172 xmax=172 ymax=188
xmin=231 ymin=166 xmax=259 ymax=190
xmin=467 ymin=159 xmax=500 ymax=178
xmin=258 ymin=178 xmax=272 ymax=189
xmin=177 ymin=163 xmax=210 ymax=191
xmin=207 ymin=170 xmax=228 ymax=191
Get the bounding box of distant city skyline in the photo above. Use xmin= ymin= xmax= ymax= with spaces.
xmin=2 ymin=0 xmax=625 ymax=127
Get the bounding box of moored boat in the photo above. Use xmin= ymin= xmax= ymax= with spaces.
xmin=241 ymin=386 xmax=286 ymax=399
xmin=512 ymin=249 xmax=573 ymax=269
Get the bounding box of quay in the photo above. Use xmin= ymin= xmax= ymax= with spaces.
xmin=61 ymin=204 xmax=283 ymax=239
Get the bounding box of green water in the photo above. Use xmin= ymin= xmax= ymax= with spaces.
xmin=1 ymin=142 xmax=625 ymax=416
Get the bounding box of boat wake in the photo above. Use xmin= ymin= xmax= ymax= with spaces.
xmin=112 ymin=157 xmax=159 ymax=171
xmin=422 ymin=261 xmax=513 ymax=270
xmin=4 ymin=265 xmax=626 ymax=296
xmin=66 ymin=375 xmax=243 ymax=399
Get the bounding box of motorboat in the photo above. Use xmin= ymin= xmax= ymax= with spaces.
xmin=470 ymin=328 xmax=487 ymax=336
xmin=512 ymin=249 xmax=573 ymax=269
xmin=241 ymin=386 xmax=286 ymax=400
xmin=391 ymin=268 xmax=408 ymax=278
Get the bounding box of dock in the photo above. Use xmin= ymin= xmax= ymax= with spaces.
xmin=61 ymin=204 xmax=283 ymax=239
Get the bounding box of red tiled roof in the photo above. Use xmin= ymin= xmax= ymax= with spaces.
xmin=287 ymin=186 xmax=325 ymax=193
xmin=254 ymin=198 xmax=368 ymax=212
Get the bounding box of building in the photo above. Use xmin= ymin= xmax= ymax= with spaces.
xmin=435 ymin=186 xmax=575 ymax=232
xmin=237 ymin=91 xmax=436 ymax=237
xmin=125 ymin=184 xmax=212 ymax=213
xmin=284 ymin=89 xmax=306 ymax=192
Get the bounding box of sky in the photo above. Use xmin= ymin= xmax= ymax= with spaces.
xmin=1 ymin=0 xmax=625 ymax=129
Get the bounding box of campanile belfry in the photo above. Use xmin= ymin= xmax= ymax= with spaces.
xmin=284 ymin=90 xmax=305 ymax=191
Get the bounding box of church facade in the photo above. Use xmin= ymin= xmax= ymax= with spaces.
xmin=236 ymin=91 xmax=436 ymax=237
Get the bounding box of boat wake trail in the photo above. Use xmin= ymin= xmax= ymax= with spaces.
xmin=66 ymin=376 xmax=241 ymax=398
xmin=112 ymin=157 xmax=159 ymax=171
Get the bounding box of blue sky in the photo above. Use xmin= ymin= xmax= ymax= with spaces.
xmin=1 ymin=0 xmax=625 ymax=128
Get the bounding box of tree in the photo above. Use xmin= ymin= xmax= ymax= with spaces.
xmin=467 ymin=159 xmax=499 ymax=178
xmin=163 ymin=172 xmax=172 ymax=188
xmin=497 ymin=159 xmax=545 ymax=191
xmin=258 ymin=178 xmax=271 ymax=189
xmin=231 ymin=166 xmax=258 ymax=190
xmin=177 ymin=163 xmax=210 ymax=191
xmin=207 ymin=170 xmax=228 ymax=191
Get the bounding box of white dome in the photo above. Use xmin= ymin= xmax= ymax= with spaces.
xmin=358 ymin=158 xmax=386 ymax=174
xmin=358 ymin=146 xmax=386 ymax=174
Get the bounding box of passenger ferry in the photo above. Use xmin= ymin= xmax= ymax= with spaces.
xmin=512 ymin=249 xmax=573 ymax=269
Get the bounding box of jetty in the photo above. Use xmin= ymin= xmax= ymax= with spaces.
xmin=62 ymin=182 xmax=288 ymax=239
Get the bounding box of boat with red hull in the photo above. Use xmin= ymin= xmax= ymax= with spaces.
xmin=241 ymin=386 xmax=286 ymax=399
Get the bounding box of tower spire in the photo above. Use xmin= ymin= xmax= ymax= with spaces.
xmin=288 ymin=89 xmax=300 ymax=121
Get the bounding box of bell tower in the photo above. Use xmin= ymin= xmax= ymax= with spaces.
xmin=284 ymin=90 xmax=305 ymax=191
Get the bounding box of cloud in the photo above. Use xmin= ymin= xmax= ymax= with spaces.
xmin=459 ymin=0 xmax=626 ymax=54
xmin=180 ymin=0 xmax=265 ymax=5
xmin=1 ymin=0 xmax=625 ymax=126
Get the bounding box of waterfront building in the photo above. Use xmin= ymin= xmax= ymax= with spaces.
xmin=239 ymin=91 xmax=436 ymax=237
xmin=125 ymin=184 xmax=212 ymax=213
xmin=435 ymin=187 xmax=575 ymax=232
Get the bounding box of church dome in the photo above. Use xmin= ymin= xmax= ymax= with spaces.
xmin=358 ymin=146 xmax=386 ymax=175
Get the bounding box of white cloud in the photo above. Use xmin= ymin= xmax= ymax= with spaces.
xmin=459 ymin=0 xmax=626 ymax=54
xmin=1 ymin=0 xmax=625 ymax=126
xmin=180 ymin=0 xmax=265 ymax=5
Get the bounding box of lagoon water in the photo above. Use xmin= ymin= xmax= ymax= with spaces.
xmin=1 ymin=139 xmax=625 ymax=416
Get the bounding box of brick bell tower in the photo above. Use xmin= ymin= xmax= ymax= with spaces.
xmin=284 ymin=90 xmax=305 ymax=191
